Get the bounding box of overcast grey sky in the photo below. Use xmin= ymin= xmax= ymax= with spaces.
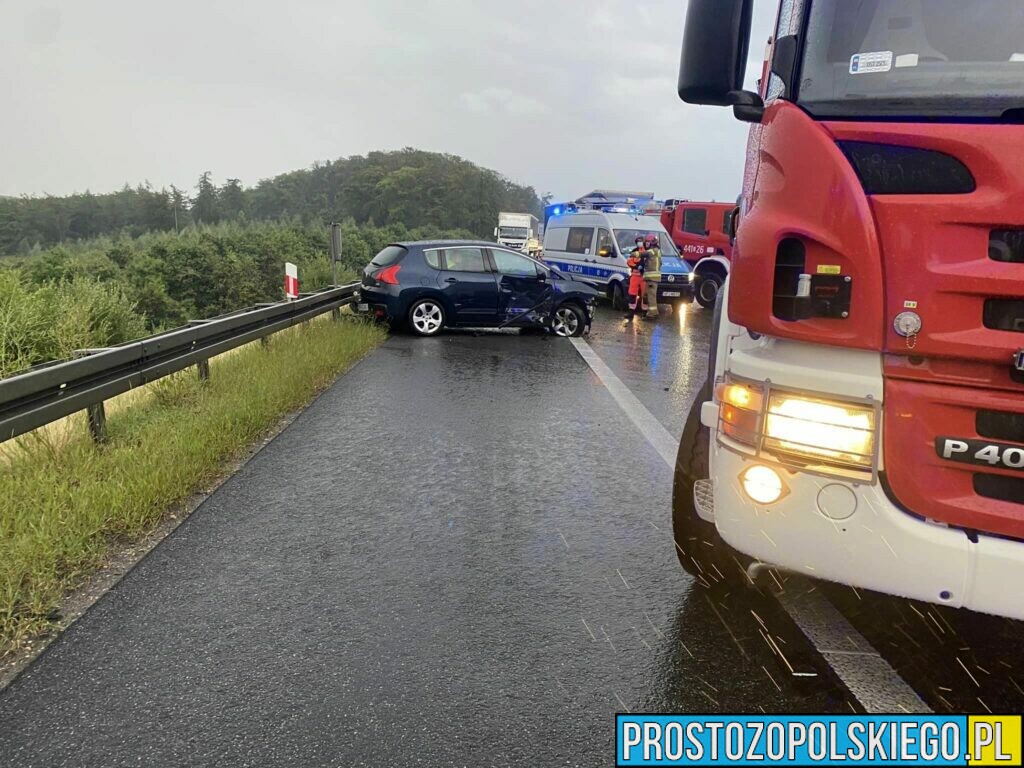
xmin=0 ymin=1 xmax=776 ymax=203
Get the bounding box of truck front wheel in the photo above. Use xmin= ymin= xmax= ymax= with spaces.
xmin=694 ymin=272 xmax=723 ymax=309
xmin=672 ymin=383 xmax=748 ymax=587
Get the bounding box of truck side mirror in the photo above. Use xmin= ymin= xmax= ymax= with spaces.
xmin=725 ymin=206 xmax=740 ymax=244
xmin=678 ymin=0 xmax=764 ymax=122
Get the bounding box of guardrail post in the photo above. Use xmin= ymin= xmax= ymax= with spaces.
xmin=87 ymin=402 xmax=107 ymax=443
xmin=196 ymin=359 xmax=210 ymax=381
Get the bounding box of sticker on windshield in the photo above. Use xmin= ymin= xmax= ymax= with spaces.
xmin=850 ymin=51 xmax=893 ymax=75
xmin=895 ymin=53 xmax=919 ymax=69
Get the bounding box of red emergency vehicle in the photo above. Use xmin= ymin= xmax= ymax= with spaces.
xmin=672 ymin=0 xmax=1024 ymax=621
xmin=660 ymin=199 xmax=736 ymax=308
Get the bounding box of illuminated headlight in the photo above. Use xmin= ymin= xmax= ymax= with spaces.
xmin=715 ymin=376 xmax=878 ymax=477
xmin=715 ymin=380 xmax=763 ymax=445
xmin=740 ymin=465 xmax=787 ymax=505
xmin=688 ymin=272 xmax=695 ymax=283
xmin=763 ymin=394 xmax=876 ymax=470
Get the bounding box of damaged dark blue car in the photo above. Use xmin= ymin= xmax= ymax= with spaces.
xmin=355 ymin=241 xmax=599 ymax=337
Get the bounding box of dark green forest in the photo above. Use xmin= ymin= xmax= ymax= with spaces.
xmin=0 ymin=149 xmax=543 ymax=376
xmin=0 ymin=148 xmax=542 ymax=255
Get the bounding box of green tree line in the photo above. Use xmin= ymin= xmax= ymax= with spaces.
xmin=0 ymin=219 xmax=474 ymax=377
xmin=0 ymin=149 xmax=541 ymax=256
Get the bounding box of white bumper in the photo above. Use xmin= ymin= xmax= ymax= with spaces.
xmin=709 ymin=440 xmax=1024 ymax=619
xmin=707 ymin=333 xmax=1024 ymax=621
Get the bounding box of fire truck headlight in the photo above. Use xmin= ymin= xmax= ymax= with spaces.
xmin=763 ymin=394 xmax=876 ymax=470
xmin=740 ymin=465 xmax=786 ymax=505
xmin=715 ymin=380 xmax=764 ymax=446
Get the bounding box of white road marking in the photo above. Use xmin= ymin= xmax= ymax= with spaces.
xmin=568 ymin=338 xmax=677 ymax=468
xmin=569 ymin=335 xmax=931 ymax=714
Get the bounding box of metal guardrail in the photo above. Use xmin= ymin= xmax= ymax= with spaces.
xmin=0 ymin=282 xmax=360 ymax=444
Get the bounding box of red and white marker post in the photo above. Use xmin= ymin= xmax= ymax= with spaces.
xmin=284 ymin=262 xmax=299 ymax=300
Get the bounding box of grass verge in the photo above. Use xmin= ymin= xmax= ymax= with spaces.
xmin=0 ymin=316 xmax=385 ymax=655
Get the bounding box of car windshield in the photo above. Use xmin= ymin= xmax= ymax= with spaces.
xmin=613 ymin=230 xmax=680 ymax=257
xmin=799 ymin=0 xmax=1024 ymax=119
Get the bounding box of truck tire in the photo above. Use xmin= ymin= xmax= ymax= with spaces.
xmin=695 ymin=272 xmax=723 ymax=309
xmin=672 ymin=382 xmax=749 ymax=587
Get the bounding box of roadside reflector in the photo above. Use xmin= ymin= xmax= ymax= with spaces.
xmin=285 ymin=262 xmax=299 ymax=299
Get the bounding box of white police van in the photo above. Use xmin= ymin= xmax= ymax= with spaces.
xmin=541 ymin=211 xmax=691 ymax=310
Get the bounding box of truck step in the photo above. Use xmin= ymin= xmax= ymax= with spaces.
xmin=693 ymin=479 xmax=715 ymax=519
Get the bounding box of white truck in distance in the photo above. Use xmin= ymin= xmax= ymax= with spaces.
xmin=494 ymin=212 xmax=540 ymax=253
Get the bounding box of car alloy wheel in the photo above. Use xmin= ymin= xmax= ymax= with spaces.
xmin=410 ymin=300 xmax=444 ymax=336
xmin=552 ymin=306 xmax=581 ymax=337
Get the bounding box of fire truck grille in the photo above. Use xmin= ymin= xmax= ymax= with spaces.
xmin=990 ymin=230 xmax=1024 ymax=264
xmin=977 ymin=410 xmax=1024 ymax=443
xmin=884 ymin=377 xmax=1024 ymax=539
xmin=974 ymin=474 xmax=1024 ymax=506
xmin=983 ymin=299 xmax=1024 ymax=333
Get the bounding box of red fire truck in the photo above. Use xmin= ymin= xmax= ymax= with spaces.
xmin=659 ymin=200 xmax=736 ymax=309
xmin=672 ymin=0 xmax=1024 ymax=621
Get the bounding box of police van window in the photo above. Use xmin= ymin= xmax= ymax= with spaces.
xmin=614 ymin=230 xmax=679 ymax=257
xmin=545 ymin=227 xmax=569 ymax=251
xmin=424 ymin=249 xmax=441 ymax=270
xmin=444 ymin=248 xmax=487 ymax=272
xmin=683 ymin=209 xmax=708 ymax=236
xmin=566 ymin=227 xmax=594 ymax=255
xmin=491 ymin=250 xmax=538 ymax=277
xmin=596 ymin=228 xmax=613 ymax=254
xmin=658 ymin=233 xmax=680 ymax=257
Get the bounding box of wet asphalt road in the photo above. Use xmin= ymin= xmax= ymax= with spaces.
xmin=1 ymin=304 xmax=1022 ymax=765
xmin=0 ymin=305 xmax=847 ymax=767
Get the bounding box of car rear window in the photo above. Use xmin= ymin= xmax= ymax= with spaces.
xmin=370 ymin=245 xmax=407 ymax=267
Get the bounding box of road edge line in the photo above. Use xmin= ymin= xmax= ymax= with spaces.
xmin=568 ymin=335 xmax=930 ymax=714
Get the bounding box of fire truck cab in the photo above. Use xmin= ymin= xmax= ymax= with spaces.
xmin=660 ymin=200 xmax=736 ymax=308
xmin=672 ymin=0 xmax=1024 ymax=621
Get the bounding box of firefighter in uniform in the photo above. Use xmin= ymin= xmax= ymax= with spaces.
xmin=625 ymin=236 xmax=648 ymax=320
xmin=643 ymin=233 xmax=662 ymax=320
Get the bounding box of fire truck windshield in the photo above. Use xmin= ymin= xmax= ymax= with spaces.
xmin=798 ymin=0 xmax=1024 ymax=119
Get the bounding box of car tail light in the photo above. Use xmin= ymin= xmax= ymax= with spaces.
xmin=377 ymin=264 xmax=401 ymax=285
